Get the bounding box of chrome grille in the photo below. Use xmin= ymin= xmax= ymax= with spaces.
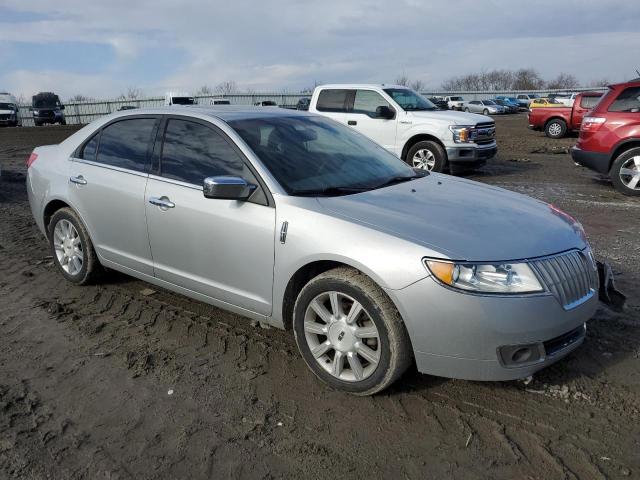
xmin=531 ymin=250 xmax=598 ymax=309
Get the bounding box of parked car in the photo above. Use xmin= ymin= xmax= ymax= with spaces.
xmin=529 ymin=98 xmax=564 ymax=109
xmin=117 ymin=106 xmax=138 ymax=111
xmin=493 ymin=99 xmax=519 ymax=113
xmin=464 ymin=100 xmax=506 ymax=115
xmin=0 ymin=92 xmax=21 ymax=127
xmin=31 ymin=92 xmax=65 ymax=126
xmin=571 ymin=78 xmax=640 ymax=196
xmin=428 ymin=97 xmax=449 ymax=110
xmin=495 ymin=96 xmax=522 ymax=111
xmin=516 ymin=94 xmax=541 ymax=108
xmin=254 ymin=100 xmax=278 ymax=106
xmin=164 ymin=91 xmax=196 ymax=106
xmin=26 ymin=106 xmax=598 ymax=394
xmin=309 ymin=84 xmax=497 ymax=173
xmin=528 ymin=92 xmax=603 ymax=138
xmin=549 ymin=93 xmax=580 ymax=107
xmin=444 ymin=96 xmax=465 ymax=110
xmin=210 ymin=98 xmax=231 ymax=105
xmin=296 ymin=97 xmax=311 ymax=110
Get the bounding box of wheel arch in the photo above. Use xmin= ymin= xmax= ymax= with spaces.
xmin=610 ymin=139 xmax=640 ymax=171
xmin=544 ymin=116 xmax=567 ymax=128
xmin=401 ymin=134 xmax=446 ymax=162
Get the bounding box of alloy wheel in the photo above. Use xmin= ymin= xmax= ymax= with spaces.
xmin=548 ymin=122 xmax=563 ymax=137
xmin=619 ymin=156 xmax=640 ymax=190
xmin=412 ymin=149 xmax=436 ymax=171
xmin=53 ymin=219 xmax=84 ymax=275
xmin=303 ymin=291 xmax=381 ymax=382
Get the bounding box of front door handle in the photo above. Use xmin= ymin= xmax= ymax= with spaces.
xmin=149 ymin=196 xmax=175 ymax=209
xmin=70 ymin=175 xmax=87 ymax=185
xmin=347 ymin=120 xmax=357 ymax=126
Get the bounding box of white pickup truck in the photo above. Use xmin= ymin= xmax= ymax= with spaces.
xmin=309 ymin=85 xmax=497 ymax=173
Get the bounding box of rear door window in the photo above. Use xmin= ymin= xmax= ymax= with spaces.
xmin=316 ymin=89 xmax=352 ymax=113
xmin=160 ymin=119 xmax=257 ymax=186
xmin=95 ymin=118 xmax=157 ymax=172
xmin=608 ymin=87 xmax=640 ymax=113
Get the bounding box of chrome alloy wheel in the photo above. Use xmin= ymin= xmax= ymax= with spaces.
xmin=619 ymin=156 xmax=640 ymax=190
xmin=412 ymin=148 xmax=436 ymax=171
xmin=303 ymin=291 xmax=381 ymax=382
xmin=53 ymin=219 xmax=83 ymax=275
xmin=548 ymin=122 xmax=563 ymax=137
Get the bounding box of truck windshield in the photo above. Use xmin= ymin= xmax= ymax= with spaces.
xmin=229 ymin=115 xmax=417 ymax=196
xmin=33 ymin=96 xmax=60 ymax=108
xmin=383 ymin=88 xmax=437 ymax=111
xmin=450 ymin=96 xmax=463 ymax=101
xmin=172 ymin=97 xmax=195 ymax=105
xmin=0 ymin=103 xmax=16 ymax=110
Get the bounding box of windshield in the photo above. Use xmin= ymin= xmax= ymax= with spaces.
xmin=229 ymin=115 xmax=416 ymax=196
xmin=0 ymin=103 xmax=16 ymax=110
xmin=33 ymin=96 xmax=60 ymax=108
xmin=450 ymin=96 xmax=463 ymax=101
xmin=172 ymin=97 xmax=195 ymax=105
xmin=483 ymin=100 xmax=496 ymax=105
xmin=383 ymin=88 xmax=437 ymax=111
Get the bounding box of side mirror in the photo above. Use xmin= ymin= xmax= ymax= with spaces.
xmin=376 ymin=105 xmax=395 ymax=120
xmin=203 ymin=176 xmax=256 ymax=200
xmin=60 ymin=105 xmax=65 ymax=110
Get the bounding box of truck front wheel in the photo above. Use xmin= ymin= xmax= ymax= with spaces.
xmin=406 ymin=141 xmax=447 ymax=173
xmin=545 ymin=119 xmax=567 ymax=139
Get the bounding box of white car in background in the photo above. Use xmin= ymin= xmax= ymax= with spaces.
xmin=444 ymin=96 xmax=465 ymax=110
xmin=164 ymin=91 xmax=196 ymax=106
xmin=0 ymin=92 xmax=21 ymax=127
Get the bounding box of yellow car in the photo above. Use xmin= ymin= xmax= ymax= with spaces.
xmin=529 ymin=98 xmax=564 ymax=109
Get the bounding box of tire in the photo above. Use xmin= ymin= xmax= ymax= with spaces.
xmin=544 ymin=119 xmax=567 ymax=139
xmin=464 ymin=107 xmax=470 ymax=112
xmin=34 ymin=121 xmax=42 ymax=127
xmin=48 ymin=208 xmax=102 ymax=284
xmin=293 ymin=267 xmax=412 ymax=396
xmin=406 ymin=140 xmax=447 ymax=173
xmin=610 ymin=147 xmax=640 ymax=196
xmin=483 ymin=109 xmax=489 ymax=115
xmin=60 ymin=119 xmax=67 ymax=125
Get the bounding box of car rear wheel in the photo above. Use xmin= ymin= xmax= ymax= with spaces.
xmin=545 ymin=119 xmax=567 ymax=139
xmin=49 ymin=208 xmax=102 ymax=284
xmin=611 ymin=148 xmax=640 ymax=196
xmin=406 ymin=140 xmax=447 ymax=173
xmin=293 ymin=267 xmax=412 ymax=395
xmin=483 ymin=109 xmax=489 ymax=115
xmin=464 ymin=107 xmax=469 ymax=112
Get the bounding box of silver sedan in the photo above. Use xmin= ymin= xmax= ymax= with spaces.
xmin=465 ymin=100 xmax=506 ymax=115
xmin=27 ymin=107 xmax=598 ymax=395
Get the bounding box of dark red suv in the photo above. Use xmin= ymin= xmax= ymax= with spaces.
xmin=571 ymin=79 xmax=640 ymax=196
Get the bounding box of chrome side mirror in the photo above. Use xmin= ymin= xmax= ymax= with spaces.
xmin=203 ymin=176 xmax=256 ymax=200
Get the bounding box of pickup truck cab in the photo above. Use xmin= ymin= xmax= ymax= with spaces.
xmin=444 ymin=96 xmax=465 ymax=110
xmin=528 ymin=92 xmax=603 ymax=138
xmin=0 ymin=92 xmax=21 ymax=127
xmin=309 ymin=85 xmax=496 ymax=173
xmin=164 ymin=91 xmax=196 ymax=106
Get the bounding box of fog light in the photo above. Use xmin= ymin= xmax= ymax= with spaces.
xmin=511 ymin=347 xmax=532 ymax=363
xmin=498 ymin=343 xmax=543 ymax=367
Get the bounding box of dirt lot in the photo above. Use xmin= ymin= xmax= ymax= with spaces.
xmin=1 ymin=116 xmax=638 ymax=479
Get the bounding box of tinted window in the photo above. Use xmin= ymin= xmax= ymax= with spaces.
xmin=608 ymin=87 xmax=640 ymax=113
xmin=161 ymin=119 xmax=255 ymax=185
xmin=316 ymin=89 xmax=351 ymax=112
xmin=353 ymin=90 xmax=390 ymax=117
xmin=580 ymin=95 xmax=602 ymax=109
xmin=81 ymin=133 xmax=99 ymax=161
xmin=95 ymin=118 xmax=156 ymax=171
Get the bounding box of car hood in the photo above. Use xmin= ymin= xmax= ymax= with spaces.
xmin=0 ymin=109 xmax=15 ymax=114
xmin=407 ymin=110 xmax=491 ymax=125
xmin=316 ymin=174 xmax=586 ymax=262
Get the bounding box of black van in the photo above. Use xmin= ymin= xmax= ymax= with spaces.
xmin=32 ymin=92 xmax=66 ymax=126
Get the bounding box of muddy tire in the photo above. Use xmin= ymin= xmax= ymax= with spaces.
xmin=48 ymin=207 xmax=102 ymax=284
xmin=610 ymin=147 xmax=640 ymax=196
xmin=545 ymin=119 xmax=567 ymax=139
xmin=406 ymin=140 xmax=447 ymax=173
xmin=293 ymin=267 xmax=412 ymax=396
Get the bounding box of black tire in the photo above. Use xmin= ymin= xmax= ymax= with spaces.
xmin=293 ymin=267 xmax=412 ymax=396
xmin=610 ymin=147 xmax=640 ymax=196
xmin=464 ymin=107 xmax=470 ymax=112
xmin=406 ymin=140 xmax=447 ymax=173
xmin=483 ymin=108 xmax=489 ymax=115
xmin=34 ymin=121 xmax=42 ymax=127
xmin=60 ymin=119 xmax=67 ymax=125
xmin=544 ymin=119 xmax=567 ymax=139
xmin=48 ymin=208 xmax=102 ymax=284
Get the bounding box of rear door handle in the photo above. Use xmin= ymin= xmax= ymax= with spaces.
xmin=70 ymin=175 xmax=87 ymax=185
xmin=347 ymin=120 xmax=357 ymax=126
xmin=149 ymin=196 xmax=175 ymax=209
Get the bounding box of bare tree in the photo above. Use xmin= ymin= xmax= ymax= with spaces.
xmin=195 ymin=85 xmax=214 ymax=95
xmin=394 ymin=73 xmax=410 ymax=87
xmin=117 ymin=87 xmax=144 ymax=100
xmin=410 ymin=79 xmax=426 ymax=92
xmin=588 ymin=78 xmax=610 ymax=87
xmin=215 ymin=81 xmax=238 ymax=95
xmin=546 ymin=73 xmax=579 ymax=90
xmin=442 ymin=68 xmax=548 ymax=91
xmin=511 ymin=68 xmax=546 ymax=90
xmin=69 ymin=94 xmax=93 ymax=102
xmin=301 ymin=80 xmax=323 ymax=94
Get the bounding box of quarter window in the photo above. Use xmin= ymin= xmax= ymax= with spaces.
xmin=316 ymin=89 xmax=351 ymax=113
xmin=95 ymin=118 xmax=157 ymax=172
xmin=608 ymin=87 xmax=640 ymax=113
xmin=160 ymin=119 xmax=255 ymax=186
xmin=80 ymin=133 xmax=99 ymax=161
xmin=353 ymin=90 xmax=390 ymax=117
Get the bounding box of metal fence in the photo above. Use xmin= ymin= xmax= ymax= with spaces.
xmin=14 ymin=87 xmax=607 ymax=127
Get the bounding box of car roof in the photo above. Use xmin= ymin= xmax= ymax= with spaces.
xmin=316 ymin=84 xmax=410 ymax=90
xmin=109 ymin=105 xmax=314 ymax=122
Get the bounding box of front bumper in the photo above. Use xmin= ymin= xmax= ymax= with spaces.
xmin=446 ymin=142 xmax=497 ymax=170
xmin=387 ymin=276 xmax=597 ymax=381
xmin=571 ymin=146 xmax=610 ymax=174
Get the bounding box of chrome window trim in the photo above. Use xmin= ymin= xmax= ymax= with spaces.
xmin=70 ymin=157 xmax=149 ymax=178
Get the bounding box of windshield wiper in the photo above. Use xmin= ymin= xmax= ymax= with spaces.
xmin=371 ymin=171 xmax=427 ymax=190
xmin=289 ymin=186 xmax=371 ymax=197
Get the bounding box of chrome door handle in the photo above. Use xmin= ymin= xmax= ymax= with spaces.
xmin=70 ymin=175 xmax=87 ymax=185
xmin=148 ymin=196 xmax=175 ymax=209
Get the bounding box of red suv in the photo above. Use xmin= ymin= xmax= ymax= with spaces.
xmin=571 ymin=79 xmax=640 ymax=196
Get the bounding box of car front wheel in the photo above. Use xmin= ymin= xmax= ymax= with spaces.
xmin=611 ymin=147 xmax=640 ymax=196
xmin=293 ymin=267 xmax=412 ymax=395
xmin=406 ymin=140 xmax=447 ymax=173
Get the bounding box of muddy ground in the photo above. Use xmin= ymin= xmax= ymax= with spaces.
xmin=0 ymin=116 xmax=638 ymax=479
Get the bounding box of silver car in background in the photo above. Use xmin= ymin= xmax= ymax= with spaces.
xmin=465 ymin=99 xmax=506 ymax=115
xmin=26 ymin=107 xmax=598 ymax=395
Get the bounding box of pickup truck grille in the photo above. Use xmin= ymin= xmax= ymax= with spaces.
xmin=471 ymin=122 xmax=496 ymax=143
xmin=530 ymin=250 xmax=598 ymax=310
xmin=0 ymin=114 xmax=10 ymax=121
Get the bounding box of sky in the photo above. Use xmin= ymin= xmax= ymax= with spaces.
xmin=1 ymin=0 xmax=639 ymax=100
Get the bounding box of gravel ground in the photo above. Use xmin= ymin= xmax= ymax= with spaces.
xmin=1 ymin=116 xmax=638 ymax=479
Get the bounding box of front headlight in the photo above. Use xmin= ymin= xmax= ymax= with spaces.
xmin=449 ymin=125 xmax=474 ymax=143
xmin=424 ymin=259 xmax=543 ymax=294
xmin=32 ymin=110 xmax=39 ymax=115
